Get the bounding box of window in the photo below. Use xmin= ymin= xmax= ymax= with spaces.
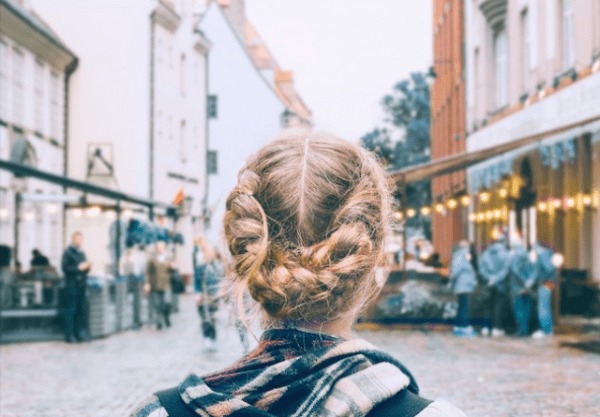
xmin=34 ymin=59 xmax=44 ymax=133
xmin=562 ymin=0 xmax=575 ymax=70
xmin=169 ymin=45 xmax=174 ymax=69
xmin=179 ymin=120 xmax=186 ymax=163
xmin=50 ymin=72 xmax=60 ymax=140
xmin=12 ymin=48 xmax=24 ymax=126
xmin=180 ymin=53 xmax=186 ymax=95
xmin=493 ymin=28 xmax=508 ymax=109
xmin=168 ymin=115 xmax=173 ymax=141
xmin=157 ymin=37 xmax=163 ymax=64
xmin=521 ymin=10 xmax=530 ymax=93
xmin=0 ymin=41 xmax=8 ymax=121
xmin=207 ymin=95 xmax=217 ymax=118
xmin=207 ymin=150 xmax=217 ymax=174
xmin=193 ymin=127 xmax=198 ymax=150
xmin=156 ymin=110 xmax=163 ymax=139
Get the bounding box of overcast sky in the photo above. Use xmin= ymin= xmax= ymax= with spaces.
xmin=245 ymin=0 xmax=433 ymax=143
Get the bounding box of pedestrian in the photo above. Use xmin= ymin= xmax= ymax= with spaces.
xmin=478 ymin=232 xmax=511 ymax=337
xmin=131 ymin=132 xmax=466 ymax=417
xmin=145 ymin=241 xmax=173 ymax=330
xmin=0 ymin=245 xmax=15 ymax=309
xmin=30 ymin=249 xmax=50 ymax=267
xmin=508 ymin=231 xmax=537 ymax=336
xmin=121 ymin=245 xmax=147 ymax=329
xmin=530 ymin=242 xmax=559 ymax=338
xmin=196 ymin=244 xmax=223 ymax=351
xmin=61 ymin=231 xmax=92 ymax=343
xmin=448 ymin=240 xmax=478 ymax=337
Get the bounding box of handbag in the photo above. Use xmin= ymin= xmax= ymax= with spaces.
xmin=170 ymin=270 xmax=186 ymax=294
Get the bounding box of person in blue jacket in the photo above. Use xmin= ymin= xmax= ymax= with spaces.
xmin=448 ymin=240 xmax=478 ymax=337
xmin=530 ymin=242 xmax=559 ymax=338
xmin=478 ymin=233 xmax=511 ymax=337
xmin=508 ymin=231 xmax=537 ymax=336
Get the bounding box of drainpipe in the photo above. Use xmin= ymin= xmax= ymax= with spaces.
xmin=61 ymin=57 xmax=79 ymax=250
xmin=202 ymin=51 xmax=210 ymax=231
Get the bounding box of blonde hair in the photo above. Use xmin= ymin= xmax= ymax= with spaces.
xmin=224 ymin=132 xmax=391 ymax=323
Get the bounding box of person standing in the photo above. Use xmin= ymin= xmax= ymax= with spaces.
xmin=478 ymin=233 xmax=511 ymax=337
xmin=508 ymin=231 xmax=537 ymax=336
xmin=530 ymin=242 xmax=558 ymax=338
xmin=448 ymin=240 xmax=478 ymax=337
xmin=145 ymin=241 xmax=173 ymax=330
xmin=61 ymin=232 xmax=92 ymax=343
xmin=196 ymin=242 xmax=223 ymax=350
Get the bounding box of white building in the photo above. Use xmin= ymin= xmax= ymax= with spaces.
xmin=0 ymin=0 xmax=77 ymax=268
xmin=32 ymin=0 xmax=210 ymax=276
xmin=199 ymin=0 xmax=312 ymax=248
xmin=464 ymin=0 xmax=600 ymax=283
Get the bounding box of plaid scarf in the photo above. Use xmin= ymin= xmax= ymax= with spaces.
xmin=177 ymin=328 xmax=419 ymax=417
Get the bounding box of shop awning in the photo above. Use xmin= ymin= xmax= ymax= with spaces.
xmin=0 ymin=159 xmax=175 ymax=211
xmin=390 ymin=113 xmax=600 ymax=185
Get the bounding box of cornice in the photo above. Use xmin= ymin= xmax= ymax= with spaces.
xmin=152 ymin=1 xmax=181 ymax=33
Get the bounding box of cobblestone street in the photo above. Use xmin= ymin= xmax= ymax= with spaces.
xmin=1 ymin=294 xmax=600 ymax=417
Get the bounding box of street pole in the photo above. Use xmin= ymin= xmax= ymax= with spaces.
xmin=400 ymin=180 xmax=408 ymax=276
xmin=13 ymin=192 xmax=21 ymax=267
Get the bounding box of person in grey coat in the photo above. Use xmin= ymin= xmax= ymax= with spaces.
xmin=508 ymin=232 xmax=537 ymax=336
xmin=448 ymin=240 xmax=478 ymax=337
xmin=530 ymin=242 xmax=558 ymax=338
xmin=478 ymin=234 xmax=511 ymax=336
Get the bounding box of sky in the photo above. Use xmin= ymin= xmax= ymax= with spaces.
xmin=245 ymin=0 xmax=433 ymax=143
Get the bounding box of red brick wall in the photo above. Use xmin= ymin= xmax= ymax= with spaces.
xmin=431 ymin=0 xmax=466 ymax=265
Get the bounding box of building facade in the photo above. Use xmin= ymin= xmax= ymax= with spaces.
xmin=199 ymin=0 xmax=312 ymax=248
xmin=0 ymin=0 xmax=77 ymax=268
xmin=431 ymin=0 xmax=467 ymax=265
xmin=465 ymin=0 xmax=600 ymax=285
xmin=32 ymin=0 xmax=210 ymax=276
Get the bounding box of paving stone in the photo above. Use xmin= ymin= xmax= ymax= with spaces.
xmin=1 ymin=294 xmax=599 ymax=416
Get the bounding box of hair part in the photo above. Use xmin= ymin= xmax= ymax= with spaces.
xmin=224 ymin=132 xmax=391 ymax=324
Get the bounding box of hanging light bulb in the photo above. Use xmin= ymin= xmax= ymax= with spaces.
xmin=105 ymin=210 xmax=117 ymax=220
xmin=406 ymin=208 xmax=416 ymax=218
xmin=435 ymin=203 xmax=444 ymax=213
xmin=552 ymin=199 xmax=562 ymax=209
xmin=477 ymin=212 xmax=485 ymax=222
xmin=393 ymin=211 xmax=404 ymax=222
xmin=583 ymin=195 xmax=592 ymax=207
xmin=469 ymin=213 xmax=477 ymax=222
xmin=0 ymin=208 xmax=9 ymax=219
xmin=421 ymin=206 xmax=431 ymax=216
xmin=551 ymin=253 xmax=565 ymax=268
xmin=447 ymin=199 xmax=458 ymax=209
xmin=479 ymin=191 xmax=491 ymax=203
xmin=537 ymin=201 xmax=548 ymax=212
xmin=498 ymin=188 xmax=508 ymax=198
xmin=24 ymin=211 xmax=35 ymax=222
xmin=73 ymin=208 xmax=83 ymax=218
xmin=564 ymin=197 xmax=575 ymax=210
xmin=491 ymin=228 xmax=501 ymax=240
xmin=123 ymin=209 xmax=134 ymax=219
xmin=485 ymin=211 xmax=494 ymax=220
xmin=460 ymin=195 xmax=471 ymax=207
xmin=494 ymin=209 xmax=502 ymax=219
xmin=86 ymin=206 xmax=101 ymax=217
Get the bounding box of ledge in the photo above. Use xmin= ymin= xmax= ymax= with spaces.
xmin=479 ymin=0 xmax=507 ymax=29
xmin=151 ymin=1 xmax=181 ymax=33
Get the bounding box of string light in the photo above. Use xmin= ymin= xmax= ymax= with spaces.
xmin=537 ymin=201 xmax=548 ymax=212
xmin=73 ymin=208 xmax=83 ymax=218
xmin=24 ymin=211 xmax=35 ymax=222
xmin=105 ymin=211 xmax=117 ymax=220
xmin=494 ymin=209 xmax=502 ymax=219
xmin=564 ymin=197 xmax=575 ymax=209
xmin=552 ymin=199 xmax=562 ymax=209
xmin=460 ymin=195 xmax=471 ymax=207
xmin=421 ymin=206 xmax=431 ymax=216
xmin=406 ymin=208 xmax=416 ymax=218
xmin=491 ymin=228 xmax=501 ymax=240
xmin=123 ymin=209 xmax=134 ymax=219
xmin=86 ymin=206 xmax=101 ymax=217
xmin=447 ymin=199 xmax=458 ymax=209
xmin=469 ymin=213 xmax=477 ymax=222
xmin=583 ymin=194 xmax=592 ymax=207
xmin=435 ymin=203 xmax=445 ymax=213
xmin=0 ymin=208 xmax=9 ymax=219
xmin=594 ymin=190 xmax=600 ymax=208
xmin=498 ymin=188 xmax=508 ymax=198
xmin=479 ymin=191 xmax=491 ymax=203
xmin=485 ymin=211 xmax=494 ymax=220
xmin=477 ymin=212 xmax=485 ymax=222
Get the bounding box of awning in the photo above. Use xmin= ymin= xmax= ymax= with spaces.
xmin=390 ymin=113 xmax=600 ymax=186
xmin=0 ymin=159 xmax=176 ymax=211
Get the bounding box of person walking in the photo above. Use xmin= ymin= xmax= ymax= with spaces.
xmin=195 ymin=241 xmax=224 ymax=351
xmin=478 ymin=233 xmax=511 ymax=337
xmin=448 ymin=240 xmax=478 ymax=337
xmin=131 ymin=132 xmax=466 ymax=417
xmin=61 ymin=231 xmax=92 ymax=343
xmin=508 ymin=231 xmax=537 ymax=337
xmin=145 ymin=241 xmax=173 ymax=330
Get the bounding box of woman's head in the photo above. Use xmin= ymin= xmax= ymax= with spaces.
xmin=224 ymin=132 xmax=391 ymax=324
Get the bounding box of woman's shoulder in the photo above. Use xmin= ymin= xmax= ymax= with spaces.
xmin=367 ymin=390 xmax=467 ymax=417
xmin=415 ymin=399 xmax=468 ymax=416
xmin=129 ymin=395 xmax=168 ymax=417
